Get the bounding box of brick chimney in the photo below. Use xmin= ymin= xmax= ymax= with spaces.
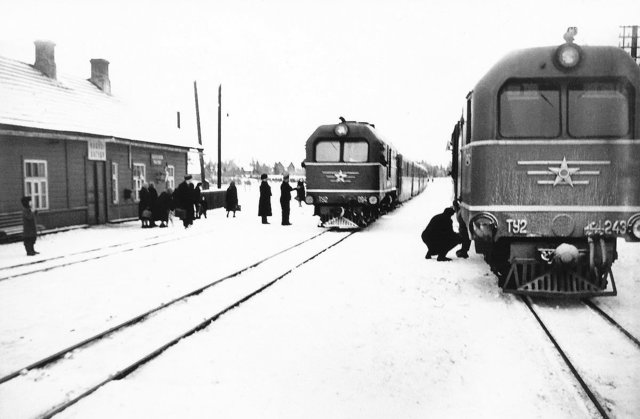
xmin=34 ymin=40 xmax=57 ymax=79
xmin=89 ymin=58 xmax=111 ymax=94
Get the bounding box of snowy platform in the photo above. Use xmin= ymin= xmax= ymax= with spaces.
xmin=0 ymin=179 xmax=638 ymax=418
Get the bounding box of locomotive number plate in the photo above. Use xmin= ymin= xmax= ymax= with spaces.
xmin=318 ymin=196 xmax=328 ymax=203
xmin=506 ymin=218 xmax=528 ymax=234
xmin=585 ymin=220 xmax=627 ymax=235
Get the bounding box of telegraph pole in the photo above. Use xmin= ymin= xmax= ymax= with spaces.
xmin=193 ymin=81 xmax=208 ymax=189
xmin=217 ymin=84 xmax=222 ymax=189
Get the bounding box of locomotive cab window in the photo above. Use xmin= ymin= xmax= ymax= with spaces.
xmin=568 ymin=82 xmax=632 ymax=137
xmin=315 ymin=140 xmax=340 ymax=162
xmin=499 ymin=82 xmax=560 ymax=138
xmin=343 ymin=141 xmax=368 ymax=162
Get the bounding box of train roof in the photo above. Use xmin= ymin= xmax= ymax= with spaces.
xmin=474 ymin=44 xmax=640 ymax=95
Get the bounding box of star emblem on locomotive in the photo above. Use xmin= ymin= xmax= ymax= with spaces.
xmin=322 ymin=170 xmax=358 ymax=183
xmin=518 ymin=156 xmax=610 ymax=186
xmin=549 ymin=157 xmax=580 ymax=186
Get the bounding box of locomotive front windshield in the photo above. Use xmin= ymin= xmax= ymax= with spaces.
xmin=499 ymin=82 xmax=560 ymax=138
xmin=314 ymin=139 xmax=369 ymax=162
xmin=568 ymin=82 xmax=632 ymax=137
xmin=499 ymin=79 xmax=633 ymax=139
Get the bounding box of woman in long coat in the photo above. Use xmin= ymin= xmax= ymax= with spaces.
xmin=138 ymin=184 xmax=150 ymax=228
xmin=225 ymin=181 xmax=239 ymax=218
xmin=295 ymin=179 xmax=306 ymax=207
xmin=156 ymin=188 xmax=173 ymax=227
xmin=258 ymin=174 xmax=272 ymax=224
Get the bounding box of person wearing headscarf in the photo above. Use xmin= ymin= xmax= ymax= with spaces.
xmin=295 ymin=179 xmax=306 ymax=207
xmin=138 ymin=183 xmax=150 ymax=228
xmin=225 ymin=181 xmax=239 ymax=218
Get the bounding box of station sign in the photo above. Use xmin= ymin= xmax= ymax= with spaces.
xmin=151 ymin=154 xmax=164 ymax=165
xmin=87 ymin=138 xmax=106 ymax=161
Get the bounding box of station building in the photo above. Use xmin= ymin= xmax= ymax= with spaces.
xmin=0 ymin=41 xmax=198 ymax=233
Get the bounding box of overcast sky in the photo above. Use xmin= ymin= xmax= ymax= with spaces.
xmin=1 ymin=0 xmax=639 ymax=168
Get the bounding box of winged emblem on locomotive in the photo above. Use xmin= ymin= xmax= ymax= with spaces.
xmin=519 ymin=156 xmax=610 ymax=186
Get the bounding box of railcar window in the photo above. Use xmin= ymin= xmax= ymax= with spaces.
xmin=343 ymin=141 xmax=368 ymax=162
xmin=315 ymin=140 xmax=340 ymax=162
xmin=499 ymin=83 xmax=560 ymax=138
xmin=568 ymin=82 xmax=631 ymax=137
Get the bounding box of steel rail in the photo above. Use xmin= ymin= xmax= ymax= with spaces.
xmin=583 ymin=299 xmax=640 ymax=349
xmin=0 ymin=230 xmax=329 ymax=385
xmin=39 ymin=231 xmax=355 ymax=419
xmin=0 ymin=228 xmax=215 ymax=282
xmin=521 ymin=296 xmax=610 ymax=419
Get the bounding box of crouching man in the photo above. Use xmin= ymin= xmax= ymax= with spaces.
xmin=421 ymin=207 xmax=461 ymax=261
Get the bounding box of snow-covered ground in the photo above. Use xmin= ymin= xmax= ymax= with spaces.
xmin=1 ymin=179 xmax=638 ymax=418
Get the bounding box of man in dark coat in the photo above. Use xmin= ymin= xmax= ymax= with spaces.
xmin=21 ymin=196 xmax=38 ymax=256
xmin=453 ymin=199 xmax=471 ymax=258
xmin=421 ymin=207 xmax=461 ymax=261
xmin=225 ymin=181 xmax=239 ymax=218
xmin=174 ymin=175 xmax=194 ymax=228
xmin=258 ymin=173 xmax=272 ymax=224
xmin=280 ymin=174 xmax=294 ymax=225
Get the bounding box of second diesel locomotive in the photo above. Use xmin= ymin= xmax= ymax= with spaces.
xmin=303 ymin=119 xmax=428 ymax=228
xmin=450 ymin=31 xmax=640 ymax=297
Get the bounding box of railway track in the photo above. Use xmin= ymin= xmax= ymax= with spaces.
xmin=523 ymin=297 xmax=640 ymax=418
xmin=0 ymin=230 xmax=355 ymax=419
xmin=0 ymin=228 xmax=214 ymax=282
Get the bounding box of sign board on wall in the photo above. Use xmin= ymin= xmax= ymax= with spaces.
xmin=151 ymin=154 xmax=164 ymax=165
xmin=88 ymin=139 xmax=107 ymax=161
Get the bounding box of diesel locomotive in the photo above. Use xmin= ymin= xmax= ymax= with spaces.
xmin=450 ymin=30 xmax=640 ymax=297
xmin=303 ymin=119 xmax=428 ymax=228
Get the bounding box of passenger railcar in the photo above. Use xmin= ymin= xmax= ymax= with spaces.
xmin=303 ymin=119 xmax=428 ymax=228
xmin=450 ymin=31 xmax=640 ymax=297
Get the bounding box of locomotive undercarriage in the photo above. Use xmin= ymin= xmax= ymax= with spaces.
xmin=317 ymin=205 xmax=379 ymax=229
xmin=316 ymin=196 xmax=395 ymax=229
xmin=484 ymin=237 xmax=617 ymax=297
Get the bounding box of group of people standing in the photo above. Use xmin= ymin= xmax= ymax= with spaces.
xmin=138 ymin=175 xmax=208 ymax=229
xmin=258 ymin=174 xmax=305 ymax=225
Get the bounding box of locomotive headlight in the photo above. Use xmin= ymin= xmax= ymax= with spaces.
xmin=470 ymin=213 xmax=498 ymax=241
xmin=630 ymin=215 xmax=640 ymax=240
xmin=334 ymin=124 xmax=348 ymax=137
xmin=555 ymin=44 xmax=581 ymax=70
xmin=368 ymin=196 xmax=378 ymax=205
xmin=305 ymin=196 xmax=314 ymax=205
xmin=631 ymin=221 xmax=640 ymax=240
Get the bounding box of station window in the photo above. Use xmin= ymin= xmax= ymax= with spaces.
xmin=315 ymin=141 xmax=340 ymax=162
xmin=568 ymin=82 xmax=631 ymax=137
xmin=133 ymin=163 xmax=146 ymax=201
xmin=166 ymin=164 xmax=175 ymax=190
xmin=343 ymin=141 xmax=368 ymax=162
xmin=24 ymin=160 xmax=49 ymax=210
xmin=499 ymin=82 xmax=560 ymax=138
xmin=111 ymin=162 xmax=119 ymax=204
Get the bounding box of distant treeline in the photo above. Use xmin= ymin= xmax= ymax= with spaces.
xmin=419 ymin=161 xmax=451 ymax=178
xmin=204 ymin=159 xmax=450 ymax=179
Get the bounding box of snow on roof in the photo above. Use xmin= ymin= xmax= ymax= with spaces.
xmin=0 ymin=55 xmax=198 ymax=149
